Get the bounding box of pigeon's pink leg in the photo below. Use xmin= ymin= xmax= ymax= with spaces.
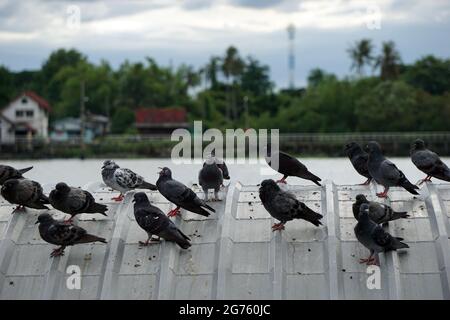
xmin=11 ymin=205 xmax=25 ymax=214
xmin=359 ymin=256 xmax=375 ymax=264
xmin=271 ymin=222 xmax=286 ymax=231
xmin=63 ymin=216 xmax=74 ymax=225
xmin=167 ymin=207 xmax=181 ymax=217
xmin=360 ymin=178 xmax=371 ymax=185
xmin=418 ymin=175 xmax=432 ymax=185
xmin=139 ymin=236 xmax=160 ymax=247
xmin=276 ymin=176 xmax=287 ymax=184
xmin=50 ymin=246 xmax=65 ymax=257
xmin=111 ymin=193 xmax=124 ymax=202
xmin=376 ymin=188 xmax=389 ymax=198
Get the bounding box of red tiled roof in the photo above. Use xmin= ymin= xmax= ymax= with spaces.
xmin=135 ymin=107 xmax=187 ymax=124
xmin=23 ymin=91 xmax=51 ymax=112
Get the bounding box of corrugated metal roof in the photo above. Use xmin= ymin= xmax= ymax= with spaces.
xmin=1 ymin=181 xmax=450 ymax=300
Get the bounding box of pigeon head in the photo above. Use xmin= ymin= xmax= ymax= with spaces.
xmin=102 ymin=160 xmax=118 ymax=170
xmin=133 ymin=192 xmax=150 ymax=204
xmin=344 ymin=142 xmax=362 ymax=156
xmin=35 ymin=213 xmax=54 ymax=225
xmin=355 ymin=194 xmax=369 ymax=204
xmin=204 ymin=154 xmax=216 ymax=165
xmin=412 ymin=139 xmax=426 ymax=150
xmin=259 ymin=179 xmax=280 ymax=192
xmin=359 ymin=203 xmax=370 ymax=219
xmin=366 ymin=141 xmax=382 ymax=155
xmin=55 ymin=182 xmax=70 ymax=193
xmin=158 ymin=167 xmax=172 ymax=178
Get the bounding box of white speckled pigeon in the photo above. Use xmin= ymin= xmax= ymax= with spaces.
xmin=354 ymin=203 xmax=409 ymax=265
xmin=259 ymin=179 xmax=323 ymax=231
xmin=344 ymin=142 xmax=372 ymax=185
xmin=199 ymin=155 xmax=223 ymax=201
xmin=157 ymin=167 xmax=215 ymax=217
xmin=1 ymin=178 xmax=49 ymax=212
xmin=133 ymin=192 xmax=191 ymax=249
xmin=49 ymin=182 xmax=108 ymax=224
xmin=36 ymin=213 xmax=107 ymax=257
xmin=0 ymin=165 xmax=33 ymax=185
xmin=101 ymin=160 xmax=157 ymax=202
xmin=410 ymin=139 xmax=450 ymax=185
xmin=366 ymin=141 xmax=419 ymax=198
xmin=352 ymin=194 xmax=409 ymax=224
xmin=265 ymin=147 xmax=321 ymax=185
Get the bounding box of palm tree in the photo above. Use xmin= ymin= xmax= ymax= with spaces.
xmin=221 ymin=46 xmax=244 ymax=120
xmin=347 ymin=39 xmax=374 ymax=76
xmin=374 ymin=41 xmax=402 ymax=80
xmin=204 ymin=56 xmax=220 ymax=89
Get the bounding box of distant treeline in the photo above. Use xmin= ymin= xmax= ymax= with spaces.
xmin=1 ymin=39 xmax=449 ymax=134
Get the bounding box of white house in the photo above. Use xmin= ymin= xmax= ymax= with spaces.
xmin=0 ymin=91 xmax=51 ymax=144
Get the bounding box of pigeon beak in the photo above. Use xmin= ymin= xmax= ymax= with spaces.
xmin=256 ymin=184 xmax=260 ymax=186
xmin=35 ymin=221 xmax=39 ymax=224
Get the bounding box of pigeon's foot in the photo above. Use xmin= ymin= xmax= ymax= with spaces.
xmin=417 ymin=176 xmax=432 ymax=186
xmin=359 ymin=257 xmax=375 ymax=264
xmin=139 ymin=239 xmax=160 ymax=247
xmin=63 ymin=219 xmax=74 ymax=225
xmin=271 ymin=223 xmax=285 ymax=231
xmin=50 ymin=247 xmax=65 ymax=257
xmin=360 ymin=178 xmax=371 ymax=186
xmin=276 ymin=179 xmax=287 ymax=184
xmin=111 ymin=194 xmax=124 ymax=202
xmin=12 ymin=205 xmax=25 ymax=214
xmin=376 ymin=190 xmax=389 ymax=198
xmin=167 ymin=207 xmax=181 ymax=218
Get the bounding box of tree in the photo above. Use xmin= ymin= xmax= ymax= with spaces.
xmin=347 ymin=39 xmax=374 ymax=76
xmin=241 ymin=56 xmax=273 ymax=96
xmin=221 ymin=46 xmax=245 ymax=120
xmin=374 ymin=41 xmax=401 ymax=80
xmin=204 ymin=56 xmax=221 ymax=89
xmin=111 ymin=107 xmax=135 ymax=134
xmin=307 ymin=68 xmax=337 ymax=87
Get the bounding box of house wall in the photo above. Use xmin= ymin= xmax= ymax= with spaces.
xmin=2 ymin=94 xmax=49 ymax=138
xmin=0 ymin=118 xmax=15 ymax=144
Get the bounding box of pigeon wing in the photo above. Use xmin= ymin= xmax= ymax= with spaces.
xmin=114 ymin=168 xmax=143 ymax=189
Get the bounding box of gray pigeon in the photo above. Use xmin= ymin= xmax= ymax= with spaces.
xmin=208 ymin=150 xmax=230 ymax=180
xmin=354 ymin=203 xmax=409 ymax=265
xmin=344 ymin=142 xmax=372 ymax=185
xmin=156 ymin=167 xmax=215 ymax=217
xmin=352 ymin=194 xmax=409 ymax=224
xmin=199 ymin=155 xmax=223 ymax=201
xmin=36 ymin=213 xmax=107 ymax=257
xmin=0 ymin=165 xmax=33 ymax=185
xmin=410 ymin=139 xmax=450 ymax=184
xmin=366 ymin=141 xmax=419 ymax=198
xmin=49 ymin=182 xmax=108 ymax=223
xmin=259 ymin=179 xmax=323 ymax=231
xmin=101 ymin=160 xmax=157 ymax=201
xmin=1 ymin=178 xmax=49 ymax=212
xmin=133 ymin=192 xmax=191 ymax=249
xmin=265 ymin=147 xmax=321 ymax=185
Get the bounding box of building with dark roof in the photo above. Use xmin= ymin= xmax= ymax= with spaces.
xmin=135 ymin=107 xmax=189 ymax=135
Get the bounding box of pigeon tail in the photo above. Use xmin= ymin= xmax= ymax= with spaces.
xmin=300 ymin=207 xmax=323 ymax=227
xmin=77 ymin=234 xmax=107 ymax=244
xmin=389 ymin=237 xmax=409 ymax=250
xmin=89 ymin=203 xmax=108 ymax=216
xmin=399 ymin=177 xmax=420 ymax=195
xmin=302 ymin=171 xmax=322 ymax=186
xmin=391 ymin=211 xmax=409 ymax=221
xmin=18 ymin=166 xmax=33 ymax=175
xmin=141 ymin=181 xmax=157 ymax=191
xmin=175 ymin=230 xmax=191 ymax=249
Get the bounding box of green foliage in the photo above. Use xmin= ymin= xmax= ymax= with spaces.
xmin=111 ymin=107 xmax=135 ymax=134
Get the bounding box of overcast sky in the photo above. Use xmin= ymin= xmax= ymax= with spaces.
xmin=0 ymin=0 xmax=449 ymax=87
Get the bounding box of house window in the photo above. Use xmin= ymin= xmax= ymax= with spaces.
xmin=16 ymin=110 xmax=24 ymax=117
xmin=26 ymin=110 xmax=34 ymax=117
xmin=22 ymin=98 xmax=28 ymax=104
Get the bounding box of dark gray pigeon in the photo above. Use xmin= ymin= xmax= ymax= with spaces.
xmin=1 ymin=178 xmax=49 ymax=212
xmin=259 ymin=179 xmax=323 ymax=231
xmin=352 ymin=194 xmax=409 ymax=224
xmin=49 ymin=182 xmax=108 ymax=224
xmin=265 ymin=147 xmax=321 ymax=185
xmin=157 ymin=167 xmax=215 ymax=217
xmin=366 ymin=141 xmax=419 ymax=198
xmin=410 ymin=139 xmax=450 ymax=184
xmin=344 ymin=142 xmax=372 ymax=185
xmin=133 ymin=192 xmax=191 ymax=249
xmin=199 ymin=155 xmax=223 ymax=201
xmin=36 ymin=213 xmax=107 ymax=257
xmin=0 ymin=165 xmax=33 ymax=185
xmin=101 ymin=160 xmax=157 ymax=202
xmin=208 ymin=150 xmax=230 ymax=180
xmin=354 ymin=203 xmax=409 ymax=265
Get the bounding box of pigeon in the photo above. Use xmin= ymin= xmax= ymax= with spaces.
xmin=199 ymin=155 xmax=223 ymax=201
xmin=133 ymin=192 xmax=191 ymax=249
xmin=354 ymin=203 xmax=409 ymax=265
xmin=36 ymin=213 xmax=107 ymax=257
xmin=156 ymin=167 xmax=215 ymax=217
xmin=0 ymin=165 xmax=33 ymax=185
xmin=207 ymin=150 xmax=230 ymax=180
xmin=352 ymin=194 xmax=409 ymax=224
xmin=1 ymin=178 xmax=50 ymax=212
xmin=366 ymin=141 xmax=419 ymax=198
xmin=259 ymin=179 xmax=323 ymax=231
xmin=49 ymin=182 xmax=108 ymax=224
xmin=101 ymin=160 xmax=157 ymax=201
xmin=265 ymin=146 xmax=321 ymax=185
xmin=344 ymin=142 xmax=372 ymax=185
xmin=410 ymin=139 xmax=450 ymax=185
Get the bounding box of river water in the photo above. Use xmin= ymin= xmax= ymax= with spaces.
xmin=2 ymin=157 xmax=449 ymax=191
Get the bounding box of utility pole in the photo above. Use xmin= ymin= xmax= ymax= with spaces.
xmin=80 ymin=80 xmax=86 ymax=157
xmin=287 ymin=23 xmax=296 ymax=89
